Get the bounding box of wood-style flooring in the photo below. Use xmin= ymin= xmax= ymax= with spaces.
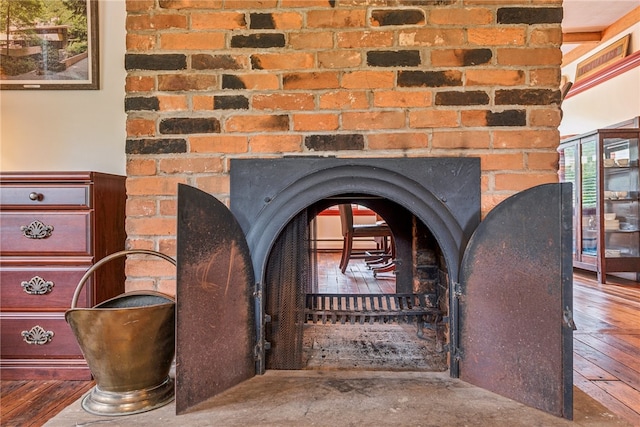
xmin=0 ymin=379 xmax=93 ymax=427
xmin=572 ymin=270 xmax=640 ymax=425
xmin=1 ymin=253 xmax=639 ymax=426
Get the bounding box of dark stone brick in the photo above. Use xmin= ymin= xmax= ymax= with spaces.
xmin=495 ymin=89 xmax=561 ymax=105
xmin=371 ymin=9 xmax=425 ymax=26
xmin=125 ymin=97 xmax=159 ymax=112
xmin=222 ymin=75 xmax=246 ymax=89
xmin=159 ymin=118 xmax=221 ymax=134
xmin=230 ymin=33 xmax=285 ymax=48
xmin=486 ymin=110 xmax=526 ymax=126
xmin=126 ymin=139 xmax=187 ymax=154
xmin=250 ymin=13 xmax=275 ymax=29
xmin=435 ymin=91 xmax=489 ymax=106
xmin=305 ymin=134 xmax=364 ymax=151
xmin=192 ymin=54 xmax=244 ymax=70
xmin=462 ymin=49 xmax=492 ymax=66
xmin=398 ymin=70 xmax=462 ymax=87
xmin=214 ymin=95 xmax=249 ymax=110
xmin=497 ymin=7 xmax=563 ymax=25
xmin=367 ymin=50 xmax=421 ymax=67
xmin=125 ymin=54 xmax=186 ymax=71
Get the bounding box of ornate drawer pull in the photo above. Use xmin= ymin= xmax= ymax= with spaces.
xmin=21 ymin=276 xmax=55 ymax=295
xmin=20 ymin=220 xmax=54 ymax=239
xmin=21 ymin=325 xmax=54 ymax=345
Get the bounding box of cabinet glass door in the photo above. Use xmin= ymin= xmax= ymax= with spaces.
xmin=581 ymin=140 xmax=597 ymax=257
xmin=559 ymin=145 xmax=577 ymax=259
xmin=602 ymin=135 xmax=640 ymax=259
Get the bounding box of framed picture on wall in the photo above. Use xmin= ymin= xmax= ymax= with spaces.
xmin=574 ymin=34 xmax=630 ymax=82
xmin=0 ymin=0 xmax=99 ymax=90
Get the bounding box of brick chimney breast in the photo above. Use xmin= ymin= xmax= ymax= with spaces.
xmin=123 ymin=0 xmax=564 ymax=291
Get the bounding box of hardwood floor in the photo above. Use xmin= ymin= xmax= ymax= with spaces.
xmin=572 ymin=271 xmax=640 ymax=425
xmin=315 ymin=250 xmax=397 ymax=294
xmin=0 ymin=379 xmax=93 ymax=427
xmin=1 ymin=255 xmax=639 ymax=426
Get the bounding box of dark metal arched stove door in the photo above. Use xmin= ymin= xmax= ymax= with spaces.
xmin=458 ymin=183 xmax=574 ymax=419
xmin=176 ymin=184 xmax=256 ymax=414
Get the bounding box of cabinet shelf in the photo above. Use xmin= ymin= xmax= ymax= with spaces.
xmin=559 ymin=127 xmax=640 ymax=284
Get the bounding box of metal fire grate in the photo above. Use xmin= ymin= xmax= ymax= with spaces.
xmin=305 ymin=293 xmax=441 ymax=325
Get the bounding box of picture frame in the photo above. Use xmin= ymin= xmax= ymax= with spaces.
xmin=0 ymin=0 xmax=99 ymax=90
xmin=575 ymin=34 xmax=630 ymax=82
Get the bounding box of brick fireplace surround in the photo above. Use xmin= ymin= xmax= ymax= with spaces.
xmin=123 ymin=0 xmax=563 ymax=292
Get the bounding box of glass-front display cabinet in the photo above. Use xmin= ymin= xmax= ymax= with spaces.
xmin=559 ymin=128 xmax=640 ymax=283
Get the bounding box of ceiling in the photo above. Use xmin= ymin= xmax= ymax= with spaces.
xmin=562 ymin=0 xmax=639 ymax=53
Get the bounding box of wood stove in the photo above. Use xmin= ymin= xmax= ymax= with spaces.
xmin=174 ymin=157 xmax=574 ymax=420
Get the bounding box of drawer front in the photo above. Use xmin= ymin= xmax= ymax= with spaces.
xmin=1 ymin=184 xmax=90 ymax=208
xmin=1 ymin=314 xmax=83 ymax=358
xmin=0 ymin=212 xmax=91 ymax=255
xmin=0 ymin=266 xmax=90 ymax=310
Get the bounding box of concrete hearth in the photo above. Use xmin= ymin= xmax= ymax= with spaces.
xmin=45 ymin=370 xmax=628 ymax=427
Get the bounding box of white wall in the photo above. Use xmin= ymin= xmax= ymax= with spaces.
xmin=560 ymin=22 xmax=640 ymax=136
xmin=0 ymin=1 xmax=127 ymax=175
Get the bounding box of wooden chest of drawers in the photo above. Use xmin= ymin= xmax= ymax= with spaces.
xmin=0 ymin=172 xmax=126 ymax=379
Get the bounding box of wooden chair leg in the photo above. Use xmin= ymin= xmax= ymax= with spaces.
xmin=340 ymin=233 xmax=353 ymax=274
xmin=339 ymin=237 xmax=348 ymax=272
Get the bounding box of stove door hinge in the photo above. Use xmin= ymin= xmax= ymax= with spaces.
xmin=262 ymin=313 xmax=272 ymax=354
xmin=563 ymin=306 xmax=577 ymax=331
xmin=254 ymin=341 xmax=271 ymax=361
xmin=253 ymin=282 xmax=262 ymax=299
xmin=453 ymin=281 xmax=463 ymax=300
xmin=450 ymin=346 xmax=463 ymax=362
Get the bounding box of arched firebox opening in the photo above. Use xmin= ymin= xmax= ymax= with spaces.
xmin=262 ymin=194 xmax=451 ymax=372
xmin=229 ymin=157 xmax=481 ymax=375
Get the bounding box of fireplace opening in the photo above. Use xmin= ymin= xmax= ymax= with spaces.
xmin=224 ymin=157 xmax=480 ymax=376
xmin=176 ymin=159 xmax=573 ymax=418
xmin=263 ymin=196 xmax=449 ymax=372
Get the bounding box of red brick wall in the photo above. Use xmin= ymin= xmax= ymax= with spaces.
xmin=124 ymin=0 xmax=563 ymax=292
